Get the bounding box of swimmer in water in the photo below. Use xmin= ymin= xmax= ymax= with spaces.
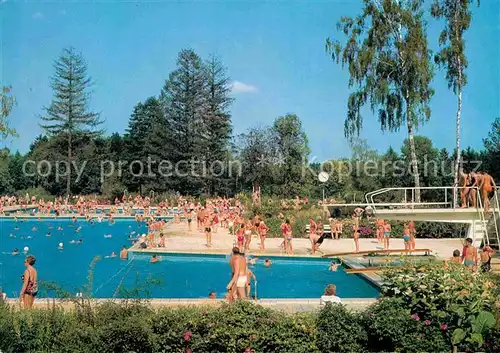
xmin=58 ymin=243 xmax=64 ymax=250
xmin=31 ymin=227 xmax=37 ymax=232
xmin=12 ymin=248 xmax=19 ymax=255
xmin=77 ymin=239 xmax=83 ymax=244
xmin=57 ymin=226 xmax=63 ymax=231
xmin=264 ymin=259 xmax=272 ymax=267
xmin=329 ymin=261 xmax=340 ymax=272
xmin=14 ymin=226 xmax=19 ymax=231
xmin=150 ymin=254 xmax=160 ymax=263
xmin=9 ymin=233 xmax=15 ymax=238
xmin=248 ymin=257 xmax=258 ymax=265
xmin=46 ymin=232 xmax=51 ymax=237
xmin=104 ymin=234 xmax=112 ymax=238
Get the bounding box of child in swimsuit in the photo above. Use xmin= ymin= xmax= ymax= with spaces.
xmin=403 ymin=224 xmax=411 ymax=250
xmin=383 ymin=221 xmax=391 ymax=250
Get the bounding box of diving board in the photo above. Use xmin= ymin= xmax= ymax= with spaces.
xmin=364 ymin=186 xmax=500 ymax=250
xmin=322 ymin=248 xmax=432 ymax=258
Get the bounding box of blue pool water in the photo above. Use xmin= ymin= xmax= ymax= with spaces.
xmin=0 ymin=219 xmax=379 ymax=299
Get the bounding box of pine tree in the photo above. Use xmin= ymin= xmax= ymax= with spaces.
xmin=40 ymin=47 xmax=103 ymax=196
xmin=123 ymin=97 xmax=166 ymax=194
xmin=326 ymin=0 xmax=434 ymax=201
xmin=161 ymin=49 xmax=206 ymax=194
xmin=202 ymin=56 xmax=234 ymax=194
xmin=143 ymin=98 xmax=171 ymax=193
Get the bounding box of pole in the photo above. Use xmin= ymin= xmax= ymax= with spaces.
xmin=323 ymin=187 xmax=325 ymax=203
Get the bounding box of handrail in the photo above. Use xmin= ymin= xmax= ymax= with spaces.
xmin=491 ymin=191 xmax=500 ymax=246
xmin=365 ymin=186 xmax=496 ymax=247
xmin=475 ymin=191 xmax=488 ymax=246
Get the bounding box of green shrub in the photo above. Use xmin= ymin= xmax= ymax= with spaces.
xmin=316 ymin=303 xmax=368 ymax=353
xmin=153 ymin=301 xmax=319 ymax=353
xmin=94 ymin=302 xmax=155 ymax=353
xmin=363 ymin=297 xmax=449 ymax=352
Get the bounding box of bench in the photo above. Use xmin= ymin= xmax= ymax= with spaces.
xmin=305 ymin=224 xmax=332 ymax=235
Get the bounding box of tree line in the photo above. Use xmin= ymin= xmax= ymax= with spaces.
xmin=1 ymin=0 xmax=496 ymax=201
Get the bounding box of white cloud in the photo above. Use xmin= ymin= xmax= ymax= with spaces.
xmin=32 ymin=12 xmax=44 ymax=20
xmin=230 ymin=81 xmax=257 ymax=93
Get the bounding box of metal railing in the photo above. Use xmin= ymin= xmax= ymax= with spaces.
xmin=488 ymin=189 xmax=500 ymax=246
xmin=365 ymin=186 xmax=497 ymax=247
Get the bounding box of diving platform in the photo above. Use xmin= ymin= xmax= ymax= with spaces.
xmin=359 ymin=186 xmax=500 ymax=249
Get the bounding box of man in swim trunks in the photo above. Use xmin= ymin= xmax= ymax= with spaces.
xmin=186 ymin=208 xmax=193 ymax=232
xmin=461 ymin=238 xmax=477 ymax=269
xmin=120 ymin=246 xmax=128 ymax=260
xmin=227 ymin=251 xmax=248 ymax=299
xmin=403 ymin=224 xmax=411 ymax=250
xmin=479 ymin=172 xmax=496 ymax=214
xmin=383 ymin=220 xmax=391 ymax=250
xmin=204 ymin=215 xmax=213 ymax=248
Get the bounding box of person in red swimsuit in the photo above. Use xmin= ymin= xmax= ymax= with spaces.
xmin=236 ymin=224 xmax=245 ymax=253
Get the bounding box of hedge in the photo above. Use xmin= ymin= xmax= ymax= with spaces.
xmin=1 ymin=299 xmax=498 ymax=353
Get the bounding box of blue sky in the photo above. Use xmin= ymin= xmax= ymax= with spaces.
xmin=1 ymin=0 xmax=499 ymax=161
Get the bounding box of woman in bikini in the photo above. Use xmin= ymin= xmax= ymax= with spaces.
xmin=258 ymin=220 xmax=269 ymax=252
xmin=236 ymin=224 xmax=245 ymax=253
xmin=244 ymin=220 xmax=253 ymax=252
xmin=20 ymin=255 xmax=38 ymax=309
xmin=375 ymin=219 xmax=384 ymax=243
xmin=353 ymin=223 xmax=360 ymax=253
xmin=283 ymin=219 xmax=293 ymax=255
xmin=212 ymin=211 xmax=219 ymax=234
xmin=308 ymin=217 xmax=319 ymax=254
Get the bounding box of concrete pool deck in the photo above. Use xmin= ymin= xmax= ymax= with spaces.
xmin=131 ymin=220 xmax=463 ymax=260
xmin=4 ymin=298 xmax=377 ymax=313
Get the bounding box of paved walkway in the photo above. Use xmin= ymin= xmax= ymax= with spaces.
xmin=132 ymin=220 xmax=462 ymax=259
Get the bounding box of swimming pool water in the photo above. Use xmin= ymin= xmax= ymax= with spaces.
xmin=0 ymin=219 xmax=379 ymax=299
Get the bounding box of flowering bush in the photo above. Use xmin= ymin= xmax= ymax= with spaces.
xmin=381 ymin=261 xmax=499 ymax=352
xmin=363 ymin=297 xmax=449 ymax=352
xmin=1 ymin=295 xmax=497 ymax=353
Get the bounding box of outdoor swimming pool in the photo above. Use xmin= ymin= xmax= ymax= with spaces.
xmin=0 ymin=219 xmax=379 ymax=299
